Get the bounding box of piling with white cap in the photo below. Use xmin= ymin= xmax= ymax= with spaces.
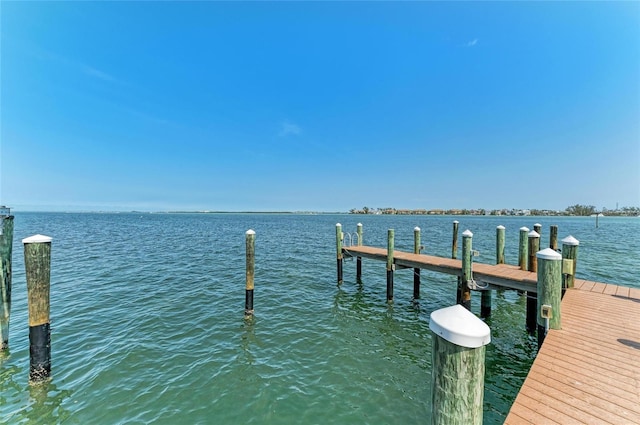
xmin=459 ymin=230 xmax=473 ymax=310
xmin=430 ymin=304 xmax=491 ymax=424
xmin=0 ymin=206 xmax=14 ymax=351
xmin=23 ymin=234 xmax=53 ymax=381
xmin=413 ymin=226 xmax=421 ymax=300
xmin=386 ymin=229 xmax=394 ymax=302
xmin=526 ymin=230 xmax=541 ymax=334
xmin=495 ymin=225 xmax=505 ymax=265
xmin=561 ymin=236 xmax=579 ymax=292
xmin=356 ymin=223 xmax=363 ymax=279
xmin=335 ymin=224 xmax=343 ymax=284
xmin=536 ymin=248 xmax=563 ymax=349
xmin=245 ymin=230 xmax=255 ymax=318
xmin=518 ymin=227 xmax=529 ymax=270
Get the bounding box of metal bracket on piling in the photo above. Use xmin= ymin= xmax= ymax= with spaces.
xmin=562 ymin=259 xmax=574 ymax=275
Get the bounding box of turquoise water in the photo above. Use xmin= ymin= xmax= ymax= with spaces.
xmin=1 ymin=213 xmax=638 ymax=424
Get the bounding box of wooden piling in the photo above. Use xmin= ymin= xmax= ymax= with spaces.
xmin=23 ymin=234 xmax=53 ymax=382
xmin=496 ymin=225 xmax=505 ymax=265
xmin=453 ymin=221 xmax=460 ymax=303
xmin=526 ymin=230 xmax=540 ymax=334
xmin=533 ymin=223 xmax=542 ymax=237
xmin=245 ymin=230 xmax=255 ymax=318
xmin=336 ymin=223 xmax=343 ymax=284
xmin=561 ymin=235 xmax=579 ymax=292
xmin=482 ymin=225 xmax=504 ymax=318
xmin=536 ymin=248 xmax=562 ymax=349
xmin=430 ymin=304 xmax=491 ymax=425
xmin=518 ymin=227 xmax=529 ymax=271
xmin=413 ymin=226 xmax=421 ymax=300
xmin=451 ymin=221 xmax=459 ymax=260
xmin=356 ymin=223 xmax=363 ymax=279
xmin=386 ymin=229 xmax=394 ymax=302
xmin=460 ymin=230 xmax=473 ymax=311
xmin=0 ymin=210 xmax=14 ymax=351
xmin=549 ymin=225 xmax=558 ymax=250
xmin=527 ymin=230 xmax=540 ymax=273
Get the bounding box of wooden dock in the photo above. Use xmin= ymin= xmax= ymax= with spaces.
xmin=343 ymin=245 xmax=538 ymax=292
xmin=505 ymin=280 xmax=640 ymax=424
xmin=342 ymin=245 xmax=640 ymax=424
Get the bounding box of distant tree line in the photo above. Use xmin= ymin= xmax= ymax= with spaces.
xmin=349 ymin=204 xmax=640 ymax=216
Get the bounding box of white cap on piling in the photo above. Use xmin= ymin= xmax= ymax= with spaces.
xmin=561 ymin=235 xmax=579 ymax=246
xmin=22 ymin=234 xmax=52 ymax=244
xmin=537 ymin=248 xmax=562 ymax=260
xmin=414 ymin=226 xmax=421 ymax=231
xmin=336 ymin=223 xmax=341 ymax=227
xmin=453 ymin=220 xmax=459 ymax=224
xmin=246 ymin=229 xmax=255 ymax=235
xmin=357 ymin=223 xmax=362 ymax=227
xmin=497 ymin=225 xmax=505 ymax=230
xmin=462 ymin=229 xmax=473 ymax=238
xmin=520 ymin=227 xmax=529 ymax=232
xmin=534 ymin=223 xmax=542 ymax=227
xmin=429 ymin=304 xmax=491 ymax=348
xmin=528 ymin=230 xmax=540 ymax=238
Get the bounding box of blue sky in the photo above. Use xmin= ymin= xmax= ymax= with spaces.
xmin=1 ymin=1 xmax=639 ymax=212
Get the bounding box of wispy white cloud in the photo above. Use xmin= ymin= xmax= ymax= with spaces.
xmin=278 ymin=120 xmax=302 ymax=137
xmin=80 ymin=64 xmax=118 ymax=83
xmin=466 ymin=39 xmax=478 ymax=47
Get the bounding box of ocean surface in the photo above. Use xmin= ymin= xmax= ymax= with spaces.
xmin=1 ymin=213 xmax=638 ymax=424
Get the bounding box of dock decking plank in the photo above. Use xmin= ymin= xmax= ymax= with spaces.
xmin=341 ymin=244 xmax=639 ymax=424
xmin=505 ymin=285 xmax=640 ymax=424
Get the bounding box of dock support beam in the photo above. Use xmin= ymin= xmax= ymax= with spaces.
xmin=0 ymin=211 xmax=14 ymax=351
xmin=336 ymin=223 xmax=343 ymax=284
xmin=459 ymin=230 xmax=473 ymax=311
xmin=430 ymin=304 xmax=491 ymax=425
xmin=413 ymin=226 xmax=421 ymax=300
xmin=23 ymin=234 xmax=53 ymax=382
xmin=561 ymin=236 xmax=579 ymax=294
xmin=386 ymin=229 xmax=394 ymax=302
xmin=536 ymin=248 xmax=562 ymax=349
xmin=245 ymin=230 xmax=255 ymax=318
xmin=526 ymin=231 xmax=540 ymax=334
xmin=356 ymin=223 xmax=363 ymax=280
xmin=483 ymin=225 xmax=505 ymax=318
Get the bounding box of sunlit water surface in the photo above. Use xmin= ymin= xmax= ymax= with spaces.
xmin=1 ymin=213 xmax=637 ymax=424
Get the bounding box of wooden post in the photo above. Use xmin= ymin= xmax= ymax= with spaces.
xmin=245 ymin=230 xmax=255 ymax=318
xmin=386 ymin=229 xmax=394 ymax=302
xmin=0 ymin=208 xmax=14 ymax=351
xmin=451 ymin=221 xmax=459 ymax=260
xmin=526 ymin=230 xmax=540 ymax=334
xmin=561 ymin=236 xmax=579 ymax=293
xmin=533 ymin=223 xmax=542 ymax=238
xmin=453 ymin=221 xmax=460 ymax=303
xmin=336 ymin=223 xmax=343 ymax=284
xmin=23 ymin=234 xmax=53 ymax=382
xmin=549 ymin=225 xmax=558 ymax=251
xmin=356 ymin=223 xmax=363 ymax=280
xmin=518 ymin=227 xmax=529 ymax=270
xmin=536 ymin=248 xmax=562 ymax=349
xmin=459 ymin=230 xmax=473 ymax=311
xmin=527 ymin=230 xmax=540 ymax=273
xmin=413 ymin=226 xmax=421 ymax=300
xmin=495 ymin=225 xmax=505 ymax=265
xmin=430 ymin=304 xmax=491 ymax=425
